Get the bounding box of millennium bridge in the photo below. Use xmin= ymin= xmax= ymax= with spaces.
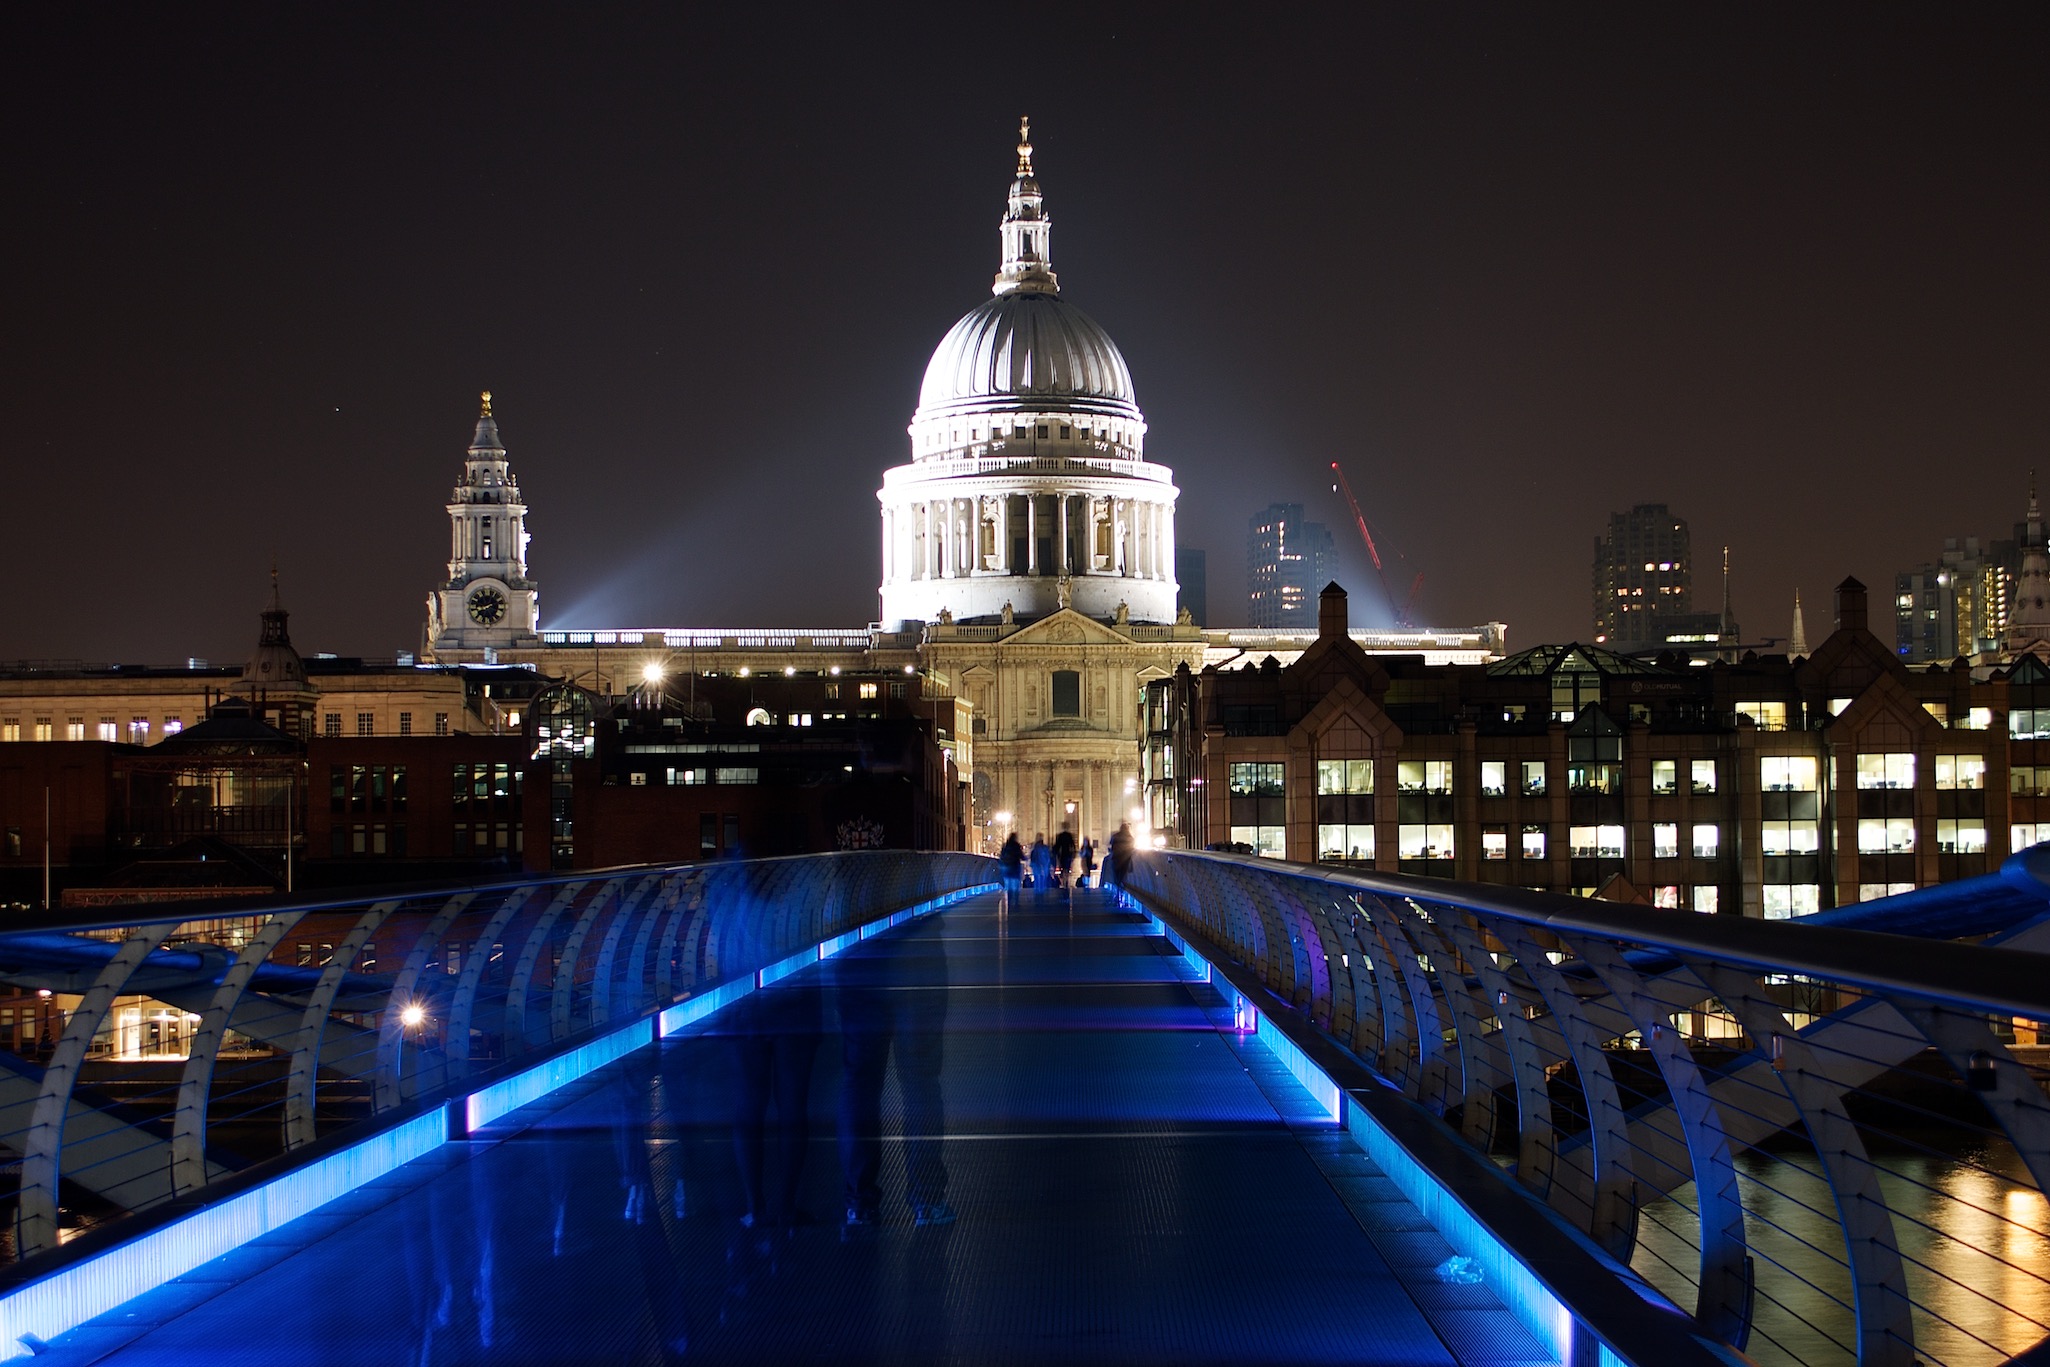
xmin=0 ymin=850 xmax=2044 ymax=1366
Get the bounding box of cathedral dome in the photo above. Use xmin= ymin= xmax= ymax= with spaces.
xmin=915 ymin=291 xmax=1141 ymax=425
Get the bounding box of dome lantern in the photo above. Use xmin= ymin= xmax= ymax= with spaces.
xmin=995 ymin=113 xmax=1058 ymax=298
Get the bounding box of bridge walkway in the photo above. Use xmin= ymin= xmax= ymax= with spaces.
xmin=30 ymin=892 xmax=1554 ymax=1366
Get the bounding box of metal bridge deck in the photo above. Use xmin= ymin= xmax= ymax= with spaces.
xmin=30 ymin=893 xmax=1553 ymax=1366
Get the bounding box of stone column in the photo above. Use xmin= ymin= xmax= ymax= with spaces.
xmin=1058 ymin=494 xmax=1070 ymax=575
xmin=1027 ymin=497 xmax=1039 ymax=575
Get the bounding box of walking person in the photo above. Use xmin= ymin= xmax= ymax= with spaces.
xmin=1108 ymin=822 xmax=1135 ymax=899
xmin=1052 ymin=827 xmax=1077 ymax=903
xmin=1029 ymin=835 xmax=1053 ymax=899
xmin=1078 ymin=836 xmax=1095 ymax=889
xmin=997 ymin=833 xmax=1024 ymax=911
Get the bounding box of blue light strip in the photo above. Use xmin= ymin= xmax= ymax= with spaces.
xmin=466 ymin=1021 xmax=652 ymax=1133
xmin=1143 ymin=907 xmax=1619 ymax=1367
xmin=1149 ymin=918 xmax=1212 ymax=983
xmin=1343 ymin=1100 xmax=1581 ymax=1363
xmin=658 ymin=976 xmax=754 ymax=1036
xmin=1255 ymin=1014 xmax=1344 ymax=1123
xmin=0 ymin=1109 xmax=445 ymax=1359
xmin=757 ymin=948 xmax=817 ymax=987
xmin=817 ymin=929 xmax=860 ymax=959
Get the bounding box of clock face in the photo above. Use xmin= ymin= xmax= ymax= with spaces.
xmin=467 ymin=586 xmax=507 ymax=626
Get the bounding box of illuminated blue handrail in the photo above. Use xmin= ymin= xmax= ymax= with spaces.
xmin=0 ymin=849 xmax=995 ymax=1338
xmin=1124 ymin=850 xmax=2050 ymax=1367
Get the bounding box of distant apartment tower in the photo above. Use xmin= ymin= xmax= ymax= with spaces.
xmin=1175 ymin=547 xmax=1208 ymax=626
xmin=1895 ymin=537 xmax=2017 ymax=663
xmin=1592 ymin=504 xmax=1728 ymax=652
xmin=1247 ymin=505 xmax=1335 ymax=628
xmin=1894 ymin=485 xmax=2041 ymax=668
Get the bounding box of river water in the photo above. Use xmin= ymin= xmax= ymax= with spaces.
xmin=1632 ymin=1143 xmax=2050 ymax=1367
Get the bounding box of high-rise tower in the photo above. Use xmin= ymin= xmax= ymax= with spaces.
xmin=1592 ymin=504 xmax=1727 ymax=652
xmin=426 ymin=392 xmax=540 ymax=654
xmin=1246 ymin=504 xmax=1335 ymax=629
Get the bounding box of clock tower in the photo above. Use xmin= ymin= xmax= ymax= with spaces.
xmin=426 ymin=391 xmax=540 ymax=656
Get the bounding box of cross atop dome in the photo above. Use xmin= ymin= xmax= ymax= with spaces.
xmin=471 ymin=388 xmax=504 ymax=454
xmin=995 ymin=117 xmax=1057 ymax=297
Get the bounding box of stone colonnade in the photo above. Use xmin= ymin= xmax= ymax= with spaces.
xmin=884 ymin=492 xmax=1171 ymax=584
xmin=981 ymin=755 xmax=1135 ymax=849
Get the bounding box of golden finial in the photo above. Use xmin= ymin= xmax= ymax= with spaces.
xmin=480 ymin=389 xmax=493 ymax=416
xmin=1016 ymin=116 xmax=1033 ymax=175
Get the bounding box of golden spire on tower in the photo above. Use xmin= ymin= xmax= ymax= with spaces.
xmin=480 ymin=389 xmax=493 ymax=416
xmin=1016 ymin=117 xmax=1033 ymax=176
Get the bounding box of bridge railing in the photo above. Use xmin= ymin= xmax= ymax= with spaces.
xmin=0 ymin=850 xmax=995 ymax=1274
xmin=1126 ymin=850 xmax=2050 ymax=1367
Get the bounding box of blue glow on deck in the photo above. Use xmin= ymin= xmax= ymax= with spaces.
xmin=1143 ymin=905 xmax=1617 ymax=1367
xmin=0 ymin=1109 xmax=446 ymax=1360
xmin=1255 ymin=1014 xmax=1344 ymax=1124
xmin=757 ymin=948 xmax=817 ymax=987
xmin=1343 ymin=1098 xmax=1584 ymax=1363
xmin=466 ymin=1020 xmax=652 ymax=1132
xmin=658 ymin=976 xmax=754 ymax=1036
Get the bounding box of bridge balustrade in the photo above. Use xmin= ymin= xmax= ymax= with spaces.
xmin=0 ymin=850 xmax=994 ymax=1274
xmin=1126 ymin=850 xmax=2050 ymax=1367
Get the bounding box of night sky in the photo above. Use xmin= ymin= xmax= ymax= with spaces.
xmin=5 ymin=6 xmax=2045 ymax=665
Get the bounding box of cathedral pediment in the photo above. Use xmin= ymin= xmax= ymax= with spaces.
xmin=1001 ymin=609 xmax=1133 ymax=648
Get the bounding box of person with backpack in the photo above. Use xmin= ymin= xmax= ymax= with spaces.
xmin=1052 ymin=827 xmax=1077 ymax=899
xmin=997 ymin=833 xmax=1024 ymax=909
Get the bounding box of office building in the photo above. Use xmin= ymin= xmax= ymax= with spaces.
xmin=1247 ymin=504 xmax=1335 ymax=629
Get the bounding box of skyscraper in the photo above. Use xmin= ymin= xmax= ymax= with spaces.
xmin=1591 ymin=504 xmax=1728 ymax=652
xmin=1246 ymin=504 xmax=1334 ymax=629
xmin=1892 ymin=484 xmax=2033 ymax=663
xmin=1175 ymin=547 xmax=1207 ymax=626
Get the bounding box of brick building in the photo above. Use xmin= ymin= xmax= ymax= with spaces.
xmin=1147 ymin=580 xmax=2035 ymax=917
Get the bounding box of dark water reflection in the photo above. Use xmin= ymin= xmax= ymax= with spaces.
xmin=1633 ymin=1142 xmax=2050 ymax=1367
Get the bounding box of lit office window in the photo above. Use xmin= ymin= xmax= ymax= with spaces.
xmin=1937 ymin=820 xmax=1987 ymax=854
xmin=1762 ymin=884 xmax=1820 ymax=919
xmin=1396 ymin=760 xmax=1453 ymax=794
xmin=1858 ymin=818 xmax=1914 ymax=854
xmin=1855 ymin=753 xmax=1914 ymax=789
xmin=1761 ymin=756 xmax=1818 ymax=791
xmin=1934 ymin=755 xmax=1986 ymax=790
xmin=1569 ymin=825 xmax=1625 ymax=858
xmin=1397 ymin=824 xmax=1455 ymax=860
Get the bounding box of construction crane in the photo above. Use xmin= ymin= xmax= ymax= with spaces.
xmin=1329 ymin=460 xmax=1421 ymax=628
